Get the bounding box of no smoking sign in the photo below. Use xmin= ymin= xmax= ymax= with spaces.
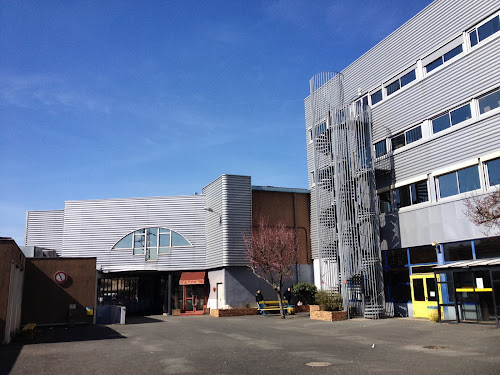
xmin=54 ymin=271 xmax=68 ymax=284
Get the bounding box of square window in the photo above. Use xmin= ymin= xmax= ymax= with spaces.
xmin=405 ymin=126 xmax=422 ymax=144
xmin=395 ymin=185 xmax=411 ymax=209
xmin=486 ymin=158 xmax=500 ymax=186
xmin=371 ymin=89 xmax=382 ymax=105
xmin=457 ymin=166 xmax=480 ymax=193
xmin=386 ymin=80 xmax=400 ymax=96
xmin=412 ymin=180 xmax=429 ymax=204
xmin=443 ymin=44 xmax=463 ymax=62
xmin=450 ymin=104 xmax=471 ymax=125
xmin=437 ymin=171 xmax=459 ymax=198
xmin=432 ymin=113 xmax=451 ymax=133
xmin=391 ymin=133 xmax=406 ymax=151
xmin=400 ymin=70 xmax=416 ymax=87
xmin=426 ymin=57 xmax=443 ymax=73
xmin=375 ymin=140 xmax=387 ymax=158
xmin=478 ymin=88 xmax=500 ymax=114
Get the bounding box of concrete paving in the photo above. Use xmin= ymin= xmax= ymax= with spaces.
xmin=1 ymin=313 xmax=499 ymax=375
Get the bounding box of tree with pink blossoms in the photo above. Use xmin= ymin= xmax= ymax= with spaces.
xmin=243 ymin=216 xmax=298 ymax=319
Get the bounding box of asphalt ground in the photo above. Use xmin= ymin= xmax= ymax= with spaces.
xmin=1 ymin=313 xmax=499 ymax=375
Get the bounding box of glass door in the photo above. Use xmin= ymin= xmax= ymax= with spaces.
xmin=182 ymin=285 xmax=205 ymax=313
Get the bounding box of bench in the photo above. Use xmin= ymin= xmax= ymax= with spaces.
xmin=21 ymin=323 xmax=36 ymax=339
xmin=258 ymin=301 xmax=295 ymax=316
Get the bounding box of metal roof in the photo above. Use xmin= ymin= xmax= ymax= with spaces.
xmin=251 ymin=185 xmax=310 ymax=194
xmin=434 ymin=258 xmax=500 ymax=270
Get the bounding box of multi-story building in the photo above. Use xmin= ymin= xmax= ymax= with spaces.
xmin=305 ymin=0 xmax=500 ymax=323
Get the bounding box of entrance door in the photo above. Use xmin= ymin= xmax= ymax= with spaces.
xmin=183 ymin=285 xmax=205 ymax=314
xmin=410 ymin=273 xmax=439 ymax=318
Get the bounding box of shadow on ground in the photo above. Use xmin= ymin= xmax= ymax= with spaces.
xmin=0 ymin=324 xmax=126 ymax=375
xmin=125 ymin=316 xmax=164 ymax=324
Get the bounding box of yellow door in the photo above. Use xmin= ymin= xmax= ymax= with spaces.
xmin=410 ymin=273 xmax=439 ymax=318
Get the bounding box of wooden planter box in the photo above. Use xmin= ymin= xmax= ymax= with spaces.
xmin=210 ymin=308 xmax=258 ymax=318
xmin=310 ymin=310 xmax=348 ymax=322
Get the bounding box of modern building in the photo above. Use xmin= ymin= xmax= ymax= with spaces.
xmin=24 ymin=175 xmax=312 ymax=316
xmin=305 ymin=0 xmax=500 ymax=324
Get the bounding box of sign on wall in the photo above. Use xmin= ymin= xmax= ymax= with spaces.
xmin=54 ymin=271 xmax=68 ymax=284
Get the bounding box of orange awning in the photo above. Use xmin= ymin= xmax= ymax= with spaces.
xmin=179 ymin=272 xmax=206 ymax=285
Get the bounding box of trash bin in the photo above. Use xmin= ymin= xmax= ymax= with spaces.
xmin=427 ymin=305 xmax=439 ymax=322
xmin=119 ymin=306 xmax=126 ymax=324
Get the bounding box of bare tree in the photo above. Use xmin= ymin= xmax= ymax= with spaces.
xmin=243 ymin=216 xmax=298 ymax=319
xmin=464 ymin=186 xmax=500 ymax=235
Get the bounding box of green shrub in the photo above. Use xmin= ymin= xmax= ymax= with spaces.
xmin=292 ymin=282 xmax=317 ymax=305
xmin=315 ymin=290 xmax=343 ymax=311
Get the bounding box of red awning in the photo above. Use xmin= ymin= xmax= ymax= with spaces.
xmin=179 ymin=272 xmax=206 ymax=285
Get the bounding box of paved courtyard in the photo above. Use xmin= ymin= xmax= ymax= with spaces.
xmin=1 ymin=313 xmax=499 ymax=375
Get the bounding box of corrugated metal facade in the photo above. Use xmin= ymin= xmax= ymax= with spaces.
xmin=26 ymin=175 xmax=253 ymax=272
xmin=222 ymin=175 xmax=252 ymax=266
xmin=61 ymin=195 xmax=207 ymax=272
xmin=25 ymin=210 xmax=64 ymax=252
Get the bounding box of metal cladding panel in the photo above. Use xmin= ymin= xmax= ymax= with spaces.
xmin=61 ymin=195 xmax=206 ymax=271
xmin=392 ymin=114 xmax=500 ymax=183
xmin=304 ymin=95 xmax=319 ymax=260
xmin=222 ymin=175 xmax=252 ymax=267
xmin=202 ymin=176 xmax=224 ymax=268
xmin=372 ymin=38 xmax=500 ymax=141
xmin=341 ymin=0 xmax=499 ymax=102
xmin=25 ymin=210 xmax=64 ymax=252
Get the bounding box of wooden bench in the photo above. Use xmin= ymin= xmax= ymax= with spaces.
xmin=21 ymin=323 xmax=36 ymax=340
xmin=258 ymin=301 xmax=295 ymax=316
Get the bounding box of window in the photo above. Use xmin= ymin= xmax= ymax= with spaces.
xmin=425 ymin=44 xmax=463 ymax=73
xmin=436 ymin=165 xmax=480 ymax=199
xmin=371 ymin=89 xmax=382 ymax=105
xmin=395 ymin=180 xmax=428 ymax=209
xmin=374 ymin=140 xmax=387 ymax=158
xmin=315 ymin=122 xmax=327 ymax=137
xmin=444 ymin=241 xmax=472 ymax=262
xmin=378 ymin=191 xmax=392 ymax=213
xmin=474 ymin=237 xmax=500 ymax=259
xmin=469 ymin=14 xmax=500 ymax=47
xmin=384 ymin=68 xmax=415 ymax=97
xmin=486 ymin=157 xmax=500 ymax=186
xmin=432 ymin=103 xmax=471 ymax=133
xmin=478 ymin=88 xmax=500 ymax=114
xmin=409 ymin=245 xmax=437 ymax=264
xmin=390 ymin=125 xmax=422 ymax=151
xmin=113 ymin=227 xmax=191 ymax=259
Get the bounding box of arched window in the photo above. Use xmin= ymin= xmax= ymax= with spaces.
xmin=113 ymin=228 xmax=191 ymax=260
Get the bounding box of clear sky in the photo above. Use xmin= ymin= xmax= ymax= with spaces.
xmin=0 ymin=0 xmax=433 ymax=245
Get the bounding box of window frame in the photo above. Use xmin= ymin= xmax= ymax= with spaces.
xmin=435 ymin=165 xmax=481 ymax=200
xmin=468 ymin=12 xmax=500 ymax=48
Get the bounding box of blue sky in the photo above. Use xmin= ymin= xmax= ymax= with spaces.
xmin=0 ymin=0 xmax=433 ymax=245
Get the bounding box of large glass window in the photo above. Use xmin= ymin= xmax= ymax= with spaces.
xmin=486 ymin=157 xmax=500 ymax=186
xmin=409 ymin=245 xmax=437 ymax=264
xmin=395 ymin=180 xmax=428 ymax=209
xmin=470 ymin=14 xmax=500 ymax=46
xmin=479 ymin=88 xmax=500 ymax=114
xmin=432 ymin=103 xmax=471 ymax=133
xmin=375 ymin=140 xmax=387 ymax=158
xmin=444 ymin=241 xmax=473 ymax=262
xmin=437 ymin=166 xmax=480 ymax=199
xmin=371 ymin=89 xmax=382 ymax=105
xmin=113 ymin=227 xmax=191 ymax=259
xmin=475 ymin=237 xmax=500 ymax=259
